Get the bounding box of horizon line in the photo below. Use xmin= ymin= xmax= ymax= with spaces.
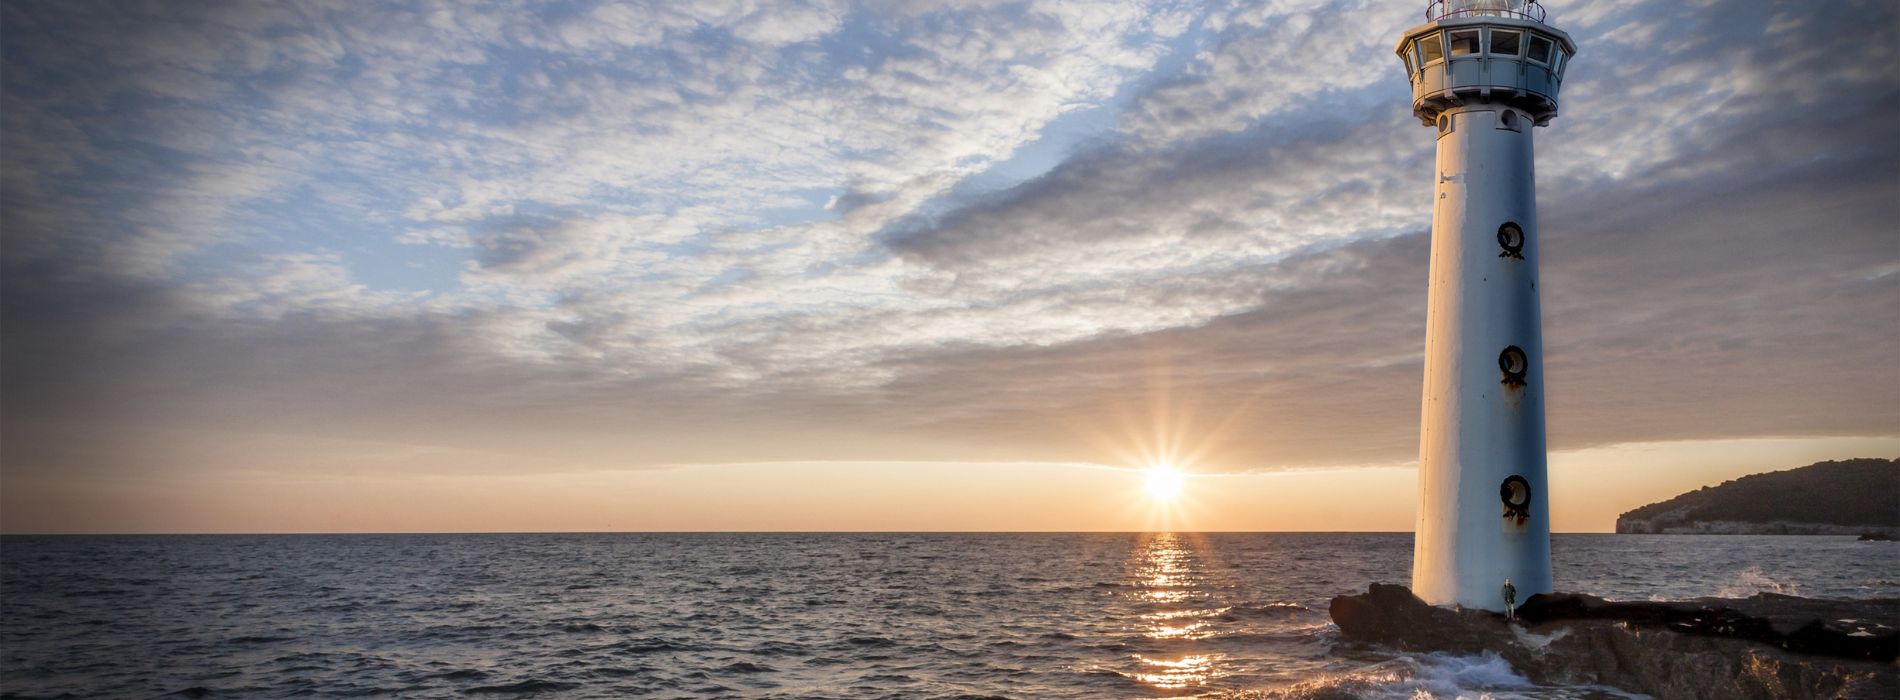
xmin=1 ymin=529 xmax=1640 ymax=536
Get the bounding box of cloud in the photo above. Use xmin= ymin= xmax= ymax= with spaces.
xmin=2 ymin=0 xmax=1895 ymax=504
xmin=1115 ymin=0 xmax=1420 ymax=145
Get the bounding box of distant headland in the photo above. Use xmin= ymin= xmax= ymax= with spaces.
xmin=1616 ymin=458 xmax=1900 ymax=536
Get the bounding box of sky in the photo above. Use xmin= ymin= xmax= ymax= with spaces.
xmin=1 ymin=0 xmax=1895 ymax=534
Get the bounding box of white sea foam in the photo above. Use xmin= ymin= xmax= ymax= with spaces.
xmin=1715 ymin=565 xmax=1803 ymax=598
xmin=1248 ymin=652 xmax=1530 ymax=699
xmin=1411 ymin=652 xmax=1535 ymax=697
xmin=1250 ymin=652 xmax=1660 ymax=700
xmin=1509 ymin=623 xmax=1571 ymax=652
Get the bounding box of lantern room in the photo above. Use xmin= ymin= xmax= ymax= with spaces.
xmin=1397 ymin=0 xmax=1578 ymax=127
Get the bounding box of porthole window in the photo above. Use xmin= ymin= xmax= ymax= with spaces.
xmin=1448 ymin=30 xmax=1481 ymax=57
xmin=1489 ymin=29 xmax=1522 ymax=56
xmin=1499 ymin=345 xmax=1528 ymax=387
xmin=1498 ymin=109 xmax=1520 ymax=132
xmin=1437 ymin=114 xmax=1452 ymax=136
xmin=1497 ymin=221 xmax=1525 ymax=257
xmin=1500 ymin=475 xmax=1532 ymax=524
xmin=1528 ymin=34 xmax=1553 ymax=64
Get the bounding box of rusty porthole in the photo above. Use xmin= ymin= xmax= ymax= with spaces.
xmin=1500 ymin=475 xmax=1531 ymax=525
xmin=1497 ymin=222 xmax=1525 ymax=259
xmin=1499 ymin=345 xmax=1528 ymax=387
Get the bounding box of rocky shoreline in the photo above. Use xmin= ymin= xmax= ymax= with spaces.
xmin=1329 ymin=584 xmax=1899 ymax=699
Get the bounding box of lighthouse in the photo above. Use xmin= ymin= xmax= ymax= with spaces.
xmin=1399 ymin=0 xmax=1576 ymax=611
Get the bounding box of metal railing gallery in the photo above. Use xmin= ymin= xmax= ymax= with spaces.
xmin=1426 ymin=0 xmax=1548 ymax=23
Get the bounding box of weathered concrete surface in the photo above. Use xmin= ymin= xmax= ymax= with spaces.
xmin=1330 ymin=583 xmax=1899 ymax=699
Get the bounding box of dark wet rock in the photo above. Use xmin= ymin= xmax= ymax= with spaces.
xmin=1330 ymin=584 xmax=1900 ymax=699
xmin=1328 ymin=583 xmax=1508 ymax=655
xmin=1517 ymin=591 xmax=1899 ymax=662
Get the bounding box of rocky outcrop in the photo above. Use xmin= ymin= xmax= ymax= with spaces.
xmin=1330 ymin=584 xmax=1899 ymax=699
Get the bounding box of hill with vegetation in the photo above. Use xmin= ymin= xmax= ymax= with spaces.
xmin=1616 ymin=458 xmax=1900 ymax=535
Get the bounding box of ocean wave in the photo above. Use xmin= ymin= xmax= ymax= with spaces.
xmin=461 ymin=679 xmax=581 ymax=695
xmin=612 ymin=637 xmax=697 ymax=654
xmin=747 ymin=640 xmax=807 ymax=656
xmin=426 ymin=670 xmax=490 ymax=681
xmin=1223 ymin=602 xmax=1312 ymax=619
xmin=583 ymin=666 xmax=649 ymax=678
xmin=4 ymin=533 xmax=1883 ymax=698
xmin=226 ymin=635 xmax=294 ymax=645
xmin=1715 ymin=565 xmax=1803 ymax=598
xmin=1238 ymin=653 xmax=1533 ymax=699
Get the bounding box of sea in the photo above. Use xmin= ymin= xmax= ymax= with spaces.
xmin=3 ymin=533 xmax=1896 ymax=699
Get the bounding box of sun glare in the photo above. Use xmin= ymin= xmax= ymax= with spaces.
xmin=1143 ymin=465 xmax=1185 ymax=502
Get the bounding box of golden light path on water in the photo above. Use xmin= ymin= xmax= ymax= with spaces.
xmin=1128 ymin=532 xmax=1229 ymax=693
xmin=1084 ymin=353 xmax=1257 ymax=693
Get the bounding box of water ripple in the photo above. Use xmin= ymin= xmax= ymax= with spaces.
xmin=2 ymin=533 xmax=1893 ymax=698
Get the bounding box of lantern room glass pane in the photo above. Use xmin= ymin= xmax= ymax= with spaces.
xmin=1448 ymin=0 xmax=1528 ymax=17
xmin=1448 ymin=30 xmax=1481 ymax=57
xmin=1489 ymin=30 xmax=1522 ymax=56
xmin=1417 ymin=34 xmax=1445 ymax=64
xmin=1552 ymin=48 xmax=1566 ymax=75
xmin=1528 ymin=35 xmax=1553 ymax=63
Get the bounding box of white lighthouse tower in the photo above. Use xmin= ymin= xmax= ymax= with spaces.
xmin=1399 ymin=0 xmax=1576 ymax=611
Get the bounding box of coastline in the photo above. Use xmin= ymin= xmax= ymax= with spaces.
xmin=1615 ymin=520 xmax=1900 ymax=537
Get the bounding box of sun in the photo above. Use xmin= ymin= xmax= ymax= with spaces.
xmin=1143 ymin=465 xmax=1185 ymax=502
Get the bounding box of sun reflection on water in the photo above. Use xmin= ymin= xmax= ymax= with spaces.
xmin=1126 ymin=532 xmax=1229 ymax=692
xmin=1143 ymin=618 xmax=1212 ymax=640
xmin=1132 ymin=653 xmax=1226 ymax=690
